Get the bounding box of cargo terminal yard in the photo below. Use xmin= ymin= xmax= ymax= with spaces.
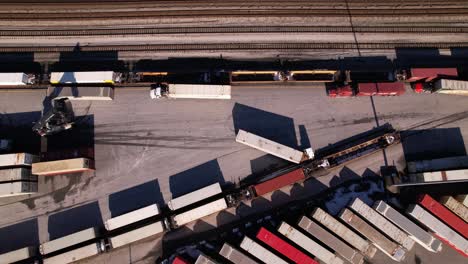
xmin=0 ymin=1 xmax=468 ymax=264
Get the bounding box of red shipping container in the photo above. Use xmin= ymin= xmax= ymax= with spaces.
xmin=328 ymin=88 xmax=338 ymax=97
xmin=256 ymin=227 xmax=318 ymax=264
xmin=418 ymin=194 xmax=468 ymax=239
xmin=337 ymin=85 xmax=353 ymax=97
xmin=173 ymin=256 xmax=190 ymax=264
xmin=357 ymin=83 xmax=377 ymax=96
xmin=413 ymin=82 xmax=424 ymax=93
xmin=253 ymin=169 xmax=305 ymax=196
xmin=376 ymin=82 xmax=406 ymax=96
xmin=407 ymin=68 xmax=458 ymax=82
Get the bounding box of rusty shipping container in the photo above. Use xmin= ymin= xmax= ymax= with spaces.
xmin=252 ymin=168 xmax=306 ymax=196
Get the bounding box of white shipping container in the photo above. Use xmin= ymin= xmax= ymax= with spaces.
xmin=172 ymin=198 xmax=227 ymax=227
xmin=455 ymin=195 xmax=468 ymax=207
xmin=374 ymin=201 xmax=442 ymax=253
xmin=219 ymin=243 xmax=258 ymax=264
xmin=0 ymin=246 xmax=34 ymax=264
xmin=50 ymin=71 xmax=117 ymax=84
xmin=0 ymin=153 xmax=38 ymax=168
xmin=239 ymin=236 xmax=288 ymax=264
xmin=195 ymin=253 xmax=218 ymax=264
xmin=407 ymin=204 xmax=468 ymax=255
xmin=32 ymin=158 xmax=94 ymax=176
xmin=298 ymin=216 xmax=365 ymax=264
xmin=440 ymin=196 xmax=468 ymax=222
xmin=168 ymin=183 xmax=222 ymax=211
xmin=408 ymin=169 xmax=468 ymax=184
xmin=407 ymin=156 xmax=468 ymax=173
xmin=48 ymin=86 xmax=114 ymax=100
xmin=167 ymin=84 xmax=231 ymax=99
xmin=311 ymin=208 xmax=377 ymax=258
xmin=349 ymin=198 xmax=414 ymax=250
xmin=0 ymin=181 xmax=37 ymax=197
xmin=105 ymin=204 xmax=160 ymax=231
xmin=236 ymin=129 xmax=313 ymax=164
xmin=278 ymin=222 xmax=344 ymax=264
xmin=109 ymin=221 xmax=165 ymax=249
xmin=42 ymin=243 xmax=102 ymax=264
xmin=40 ymin=227 xmax=98 ymax=255
xmin=0 ymin=72 xmax=28 ymax=85
xmin=0 ymin=168 xmax=36 ymax=182
xmin=434 ymin=79 xmax=468 ymax=91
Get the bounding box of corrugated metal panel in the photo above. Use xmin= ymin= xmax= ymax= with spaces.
xmin=32 ymin=158 xmax=94 ymax=176
xmin=339 ymin=209 xmax=406 ymax=262
xmin=50 ymin=71 xmax=115 ymax=84
xmin=298 ymin=216 xmax=365 ymax=264
xmin=40 ymin=227 xmax=98 ymax=255
xmin=168 ymin=84 xmax=231 ymax=99
xmin=168 ymin=183 xmax=222 ymax=211
xmin=48 ymin=86 xmax=114 ymax=100
xmin=172 ymin=198 xmax=227 ymax=227
xmin=349 ymin=198 xmax=414 ymax=250
xmin=253 ymin=169 xmax=305 ymax=196
xmin=373 ymin=201 xmax=442 ymax=253
xmin=195 ymin=253 xmax=218 ymax=264
xmin=0 ymin=72 xmax=28 ymax=85
xmin=0 ymin=181 xmax=37 ymax=197
xmin=407 ymin=204 xmax=468 ymax=256
xmin=219 ymin=243 xmax=258 ymax=264
xmin=109 ymin=222 xmax=165 ymax=249
xmin=0 ymin=246 xmax=34 ymax=264
xmin=310 ymin=208 xmax=377 ymax=258
xmin=434 ymin=79 xmax=468 ymax=91
xmin=0 ymin=168 xmax=36 ymax=182
xmin=418 ymin=194 xmax=468 ymax=238
xmin=0 ymin=153 xmax=37 ymax=168
xmin=440 ymin=196 xmax=468 ymax=222
xmin=239 ymin=236 xmax=288 ymax=264
xmin=105 ymin=204 xmax=160 ymax=231
xmin=407 ymin=156 xmax=468 ymax=173
xmin=42 ymin=243 xmax=101 ymax=264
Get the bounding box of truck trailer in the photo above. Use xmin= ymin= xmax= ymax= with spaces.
xmin=108 ymin=221 xmax=165 ymax=249
xmin=239 ymin=236 xmax=288 ymax=264
xmin=171 ymin=198 xmax=227 ymax=228
xmin=407 ymin=156 xmax=468 ymax=173
xmin=219 ymin=243 xmax=258 ymax=264
xmin=40 ymin=227 xmax=98 ymax=255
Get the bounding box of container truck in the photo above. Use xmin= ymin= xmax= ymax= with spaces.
xmin=235 ymin=129 xmax=314 ymax=164
xmin=239 ymin=236 xmax=288 ymax=264
xmin=348 ymin=198 xmax=414 ymax=250
xmin=105 ymin=204 xmax=160 ymax=231
xmin=40 ymin=227 xmax=98 ymax=255
xmin=251 ymin=168 xmax=305 ymax=196
xmin=0 ymin=246 xmax=35 ymax=264
xmin=219 ymin=243 xmax=258 ymax=264
xmin=407 ymin=204 xmax=468 ymax=256
xmin=0 ymin=181 xmax=37 ymax=197
xmin=151 ymin=84 xmax=231 ymax=99
xmin=0 ymin=153 xmax=38 ymax=168
xmin=0 ymin=72 xmax=31 ymax=85
xmin=0 ymin=168 xmax=36 ymax=182
xmin=417 ymin=194 xmax=468 ymax=238
xmin=48 ymin=86 xmax=115 ymax=100
xmin=373 ymin=200 xmax=442 ymax=253
xmin=256 ymin=227 xmax=318 ymax=264
xmin=42 ymin=242 xmax=104 ymax=264
xmin=168 ymin=183 xmax=222 ymax=211
xmin=298 ymin=216 xmax=365 ymax=264
xmin=339 ymin=208 xmax=406 ymax=262
xmin=108 ymin=221 xmax=165 ymax=249
xmin=407 ymin=156 xmax=468 ymax=173
xmin=455 ymin=194 xmax=468 ymax=207
xmin=195 ymin=253 xmax=218 ymax=264
xmin=171 ymin=198 xmax=227 ymax=228
xmin=50 ymin=71 xmax=120 ymax=84
xmin=276 ymin=222 xmax=342 ymax=264
xmin=32 ymin=158 xmax=95 ymax=176
xmin=310 ymin=208 xmax=377 ymax=259
xmin=440 ymin=196 xmax=468 ymax=222
xmin=230 ymin=71 xmax=281 ymax=83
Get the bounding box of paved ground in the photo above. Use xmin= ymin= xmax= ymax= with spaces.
xmin=0 ymin=85 xmax=468 ymax=263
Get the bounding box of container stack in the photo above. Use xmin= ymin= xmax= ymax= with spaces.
xmin=0 ymin=153 xmax=38 ymax=198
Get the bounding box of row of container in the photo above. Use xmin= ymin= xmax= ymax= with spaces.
xmin=0 ymin=153 xmax=39 ymax=197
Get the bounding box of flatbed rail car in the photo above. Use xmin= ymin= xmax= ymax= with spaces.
xmin=288 ymin=70 xmax=338 ymax=82
xmin=219 ymin=243 xmax=259 ymax=264
xmin=107 ymin=221 xmax=165 ymax=249
xmin=230 ymin=71 xmax=282 ymax=83
xmin=170 ymin=198 xmax=228 ymax=228
xmin=239 ymin=236 xmax=288 ymax=264
xmin=440 ymin=196 xmax=468 ymax=222
xmin=50 ymin=71 xmax=121 ymax=84
xmin=32 ymin=158 xmax=95 ymax=176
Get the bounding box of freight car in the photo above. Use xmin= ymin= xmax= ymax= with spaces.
xmin=0 ymin=72 xmax=34 ymax=85
xmin=50 ymin=71 xmax=121 ymax=84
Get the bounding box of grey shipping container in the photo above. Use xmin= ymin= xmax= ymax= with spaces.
xmin=48 ymin=86 xmax=114 ymax=100
xmin=109 ymin=221 xmax=165 ymax=249
xmin=407 ymin=156 xmax=468 ymax=173
xmin=0 ymin=168 xmax=36 ymax=182
xmin=440 ymin=196 xmax=468 ymax=222
xmin=219 ymin=243 xmax=258 ymax=264
xmin=0 ymin=181 xmax=37 ymax=197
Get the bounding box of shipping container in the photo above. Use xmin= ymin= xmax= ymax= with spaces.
xmin=40 ymin=147 xmax=94 ymax=162
xmin=195 ymin=253 xmax=218 ymax=264
xmin=417 ymin=194 xmax=467 ymax=238
xmin=42 ymin=243 xmax=103 ymax=264
xmin=50 ymin=71 xmax=119 ymax=84
xmin=407 ymin=204 xmax=468 ymax=256
xmin=0 ymin=246 xmax=35 ymax=264
xmin=0 ymin=181 xmax=37 ymax=197
xmin=376 ymin=82 xmax=406 ymax=96
xmin=165 ymin=84 xmax=231 ymax=99
xmin=0 ymin=153 xmax=38 ymax=168
xmin=171 ymin=198 xmax=227 ymax=228
xmin=339 ymin=209 xmax=406 ymax=262
xmin=373 ymin=200 xmax=442 ymax=252
xmin=277 ymin=222 xmax=341 ymax=264
xmin=253 ymin=168 xmax=305 ymax=196
xmin=455 ymin=194 xmax=468 ymax=207
xmin=407 ymin=156 xmax=468 ymax=173
xmin=109 ymin=221 xmax=165 ymax=249
xmin=168 ymin=183 xmax=222 ymax=211
xmin=219 ymin=243 xmax=258 ymax=264
xmin=105 ymin=204 xmax=160 ymax=231
xmin=298 ymin=216 xmax=365 ymax=264
xmin=404 ymin=169 xmax=468 ymax=186
xmin=348 ymin=198 xmax=414 ymax=250
xmin=434 ymin=79 xmax=468 ymax=92
xmin=239 ymin=236 xmax=288 ymax=264
xmin=236 ymin=129 xmax=314 ymax=164
xmin=407 ymin=68 xmax=458 ymax=82
xmin=356 ymin=83 xmax=377 ymax=96
xmin=440 ymin=196 xmax=468 ymax=222
xmin=32 ymin=158 xmax=95 ymax=176
xmin=173 ymin=256 xmax=190 ymax=264
xmin=40 ymin=227 xmax=98 ymax=255
xmin=48 ymin=86 xmax=114 ymax=100
xmin=0 ymin=72 xmax=29 ymax=85
xmin=310 ymin=208 xmax=377 ymax=258
xmin=0 ymin=168 xmax=36 ymax=182
xmin=256 ymin=227 xmax=318 ymax=264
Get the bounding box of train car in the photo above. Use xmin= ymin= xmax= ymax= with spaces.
xmin=407 ymin=204 xmax=468 ymax=256
xmin=105 ymin=204 xmax=160 ymax=231
xmin=171 ymin=198 xmax=227 ymax=228
xmin=239 ymin=236 xmax=288 ymax=264
xmin=288 ymin=70 xmax=338 ymax=82
xmin=195 ymin=253 xmax=218 ymax=264
xmin=219 ymin=243 xmax=258 ymax=264
xmin=168 ymin=183 xmax=222 ymax=211
xmin=42 ymin=242 xmax=104 ymax=264
xmin=348 ymin=198 xmax=414 ymax=250
xmin=251 ymin=168 xmax=306 ymax=197
xmin=0 ymin=153 xmax=38 ymax=168
xmin=108 ymin=221 xmax=165 ymax=249
xmin=48 ymin=86 xmax=115 ymax=100
xmin=50 ymin=71 xmax=120 ymax=84
xmin=407 ymin=156 xmax=468 ymax=174
xmin=440 ymin=196 xmax=468 ymax=222
xmin=0 ymin=246 xmax=35 ymax=264
xmin=276 ymin=222 xmax=342 ymax=264
xmin=298 ymin=216 xmax=365 ymax=264
xmin=230 ymin=71 xmax=282 ymax=83
xmin=0 ymin=181 xmax=37 ymax=197
xmin=356 ymin=83 xmax=377 ymax=96
xmin=417 ymin=194 xmax=468 ymax=238
xmin=0 ymin=168 xmax=36 ymax=182
xmin=40 ymin=227 xmax=98 ymax=255
xmin=373 ymin=200 xmax=442 ymax=253
xmin=32 ymin=158 xmax=95 ymax=176
xmin=310 ymin=208 xmax=377 ymax=259
xmin=406 ymin=68 xmax=458 ymax=83
xmin=375 ymin=82 xmax=406 ymax=96
xmin=339 ymin=209 xmax=406 ymax=262
xmin=0 ymin=72 xmax=31 ymax=85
